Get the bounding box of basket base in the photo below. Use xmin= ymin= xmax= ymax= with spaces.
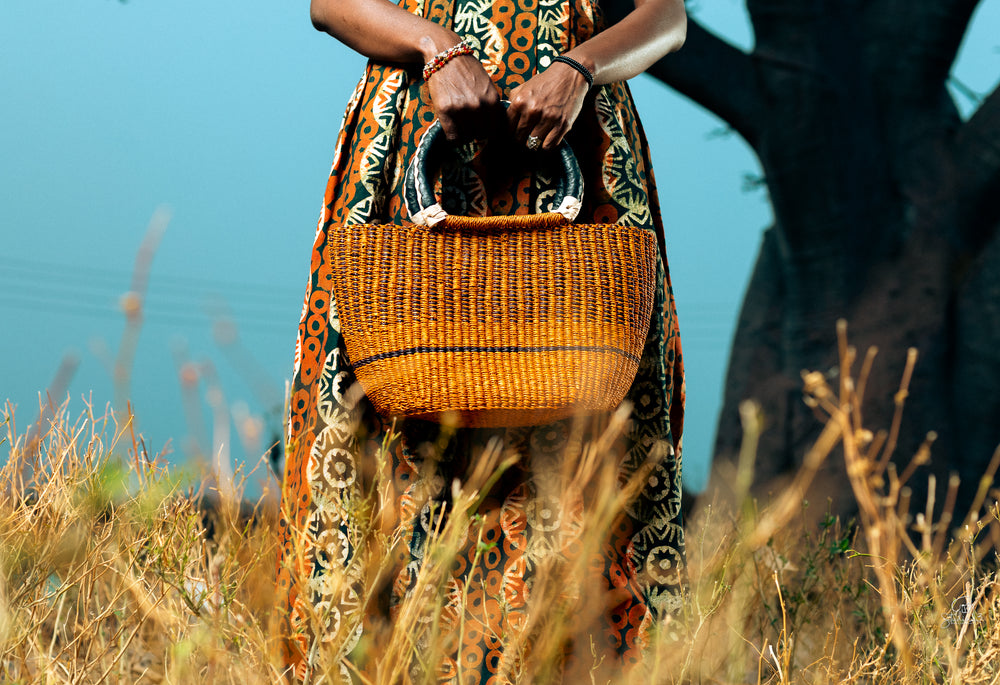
xmin=354 ymin=348 xmax=639 ymax=428
xmin=403 ymin=406 xmax=592 ymax=429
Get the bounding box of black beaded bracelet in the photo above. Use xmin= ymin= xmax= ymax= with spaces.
xmin=552 ymin=55 xmax=594 ymax=90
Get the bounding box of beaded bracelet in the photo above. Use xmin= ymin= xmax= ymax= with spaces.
xmin=552 ymin=55 xmax=594 ymax=90
xmin=422 ymin=39 xmax=474 ymax=81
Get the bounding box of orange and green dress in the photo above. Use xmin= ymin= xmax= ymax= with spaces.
xmin=276 ymin=0 xmax=686 ymax=680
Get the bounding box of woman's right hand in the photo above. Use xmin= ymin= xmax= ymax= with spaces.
xmin=312 ymin=0 xmax=684 ymax=147
xmin=423 ymin=46 xmax=502 ymax=143
xmin=310 ymin=0 xmax=502 ymax=140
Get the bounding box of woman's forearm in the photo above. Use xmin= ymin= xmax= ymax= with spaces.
xmin=310 ymin=0 xmax=462 ymax=63
xmin=565 ymin=0 xmax=686 ymax=85
xmin=311 ymin=0 xmax=684 ymax=82
xmin=311 ymin=0 xmax=685 ymax=147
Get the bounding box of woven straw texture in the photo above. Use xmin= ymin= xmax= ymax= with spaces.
xmin=328 ymin=213 xmax=657 ymax=427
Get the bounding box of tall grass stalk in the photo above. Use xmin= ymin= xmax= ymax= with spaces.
xmin=0 ymin=400 xmax=281 ymax=683
xmin=3 ymin=321 xmax=999 ymax=683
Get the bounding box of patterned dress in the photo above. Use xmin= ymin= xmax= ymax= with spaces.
xmin=276 ymin=0 xmax=686 ymax=680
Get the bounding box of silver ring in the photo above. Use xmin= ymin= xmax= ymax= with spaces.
xmin=526 ymin=135 xmax=541 ymax=151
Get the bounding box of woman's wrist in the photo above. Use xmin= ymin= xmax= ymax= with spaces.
xmin=551 ymin=55 xmax=594 ymax=90
xmin=423 ymin=39 xmax=475 ymax=80
xmin=560 ymin=51 xmax=597 ymax=84
xmin=417 ymin=30 xmax=464 ymax=63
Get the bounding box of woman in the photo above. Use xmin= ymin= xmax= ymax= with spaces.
xmin=277 ymin=0 xmax=687 ymax=680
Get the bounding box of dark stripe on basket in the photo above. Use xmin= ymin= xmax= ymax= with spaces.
xmin=353 ymin=344 xmax=641 ymax=368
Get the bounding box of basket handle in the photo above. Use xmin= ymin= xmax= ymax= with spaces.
xmin=403 ymin=110 xmax=584 ymax=228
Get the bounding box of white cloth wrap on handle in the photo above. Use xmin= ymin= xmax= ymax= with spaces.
xmin=411 ymin=203 xmax=448 ymax=227
xmin=414 ymin=197 xmax=581 ymax=226
xmin=554 ymin=195 xmax=582 ymax=222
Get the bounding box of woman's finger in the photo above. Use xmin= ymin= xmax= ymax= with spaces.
xmin=436 ymin=111 xmax=461 ymax=142
xmin=427 ymin=55 xmax=501 ymax=142
xmin=507 ymin=91 xmax=543 ymax=143
xmin=540 ymin=123 xmax=566 ymax=151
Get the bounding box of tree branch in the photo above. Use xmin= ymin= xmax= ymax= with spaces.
xmin=954 ymin=83 xmax=1000 ymax=250
xmin=745 ymin=0 xmax=822 ymax=61
xmin=644 ymin=18 xmax=764 ymax=148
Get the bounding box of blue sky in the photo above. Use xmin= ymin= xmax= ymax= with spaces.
xmin=1 ymin=0 xmax=997 ymax=493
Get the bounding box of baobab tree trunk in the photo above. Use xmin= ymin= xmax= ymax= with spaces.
xmin=618 ymin=0 xmax=1000 ymax=515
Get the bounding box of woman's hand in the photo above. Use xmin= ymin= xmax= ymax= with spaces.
xmin=310 ymin=0 xmax=503 ymax=143
xmin=425 ymin=52 xmax=503 ymax=143
xmin=506 ymin=0 xmax=687 ymax=151
xmin=507 ymin=62 xmax=590 ymax=151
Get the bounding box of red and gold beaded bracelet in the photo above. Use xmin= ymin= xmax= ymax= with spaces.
xmin=422 ymin=39 xmax=475 ymax=81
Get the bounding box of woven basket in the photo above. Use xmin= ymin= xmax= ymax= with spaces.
xmin=327 ymin=122 xmax=657 ymax=427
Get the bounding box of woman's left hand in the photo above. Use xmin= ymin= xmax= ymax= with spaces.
xmin=506 ymin=61 xmax=591 ymax=152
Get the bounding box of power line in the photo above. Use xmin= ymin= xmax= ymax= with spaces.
xmin=0 ymin=255 xmax=304 ymax=302
xmin=0 ymin=292 xmax=295 ymax=335
xmin=0 ymin=275 xmax=296 ymax=314
xmin=0 ymin=284 xmax=297 ymax=322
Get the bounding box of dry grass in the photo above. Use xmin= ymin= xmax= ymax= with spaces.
xmin=3 ymin=321 xmax=1000 ymax=683
xmin=0 ymin=401 xmax=281 ymax=683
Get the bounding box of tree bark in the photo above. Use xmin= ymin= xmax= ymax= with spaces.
xmin=625 ymin=0 xmax=1000 ymax=517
